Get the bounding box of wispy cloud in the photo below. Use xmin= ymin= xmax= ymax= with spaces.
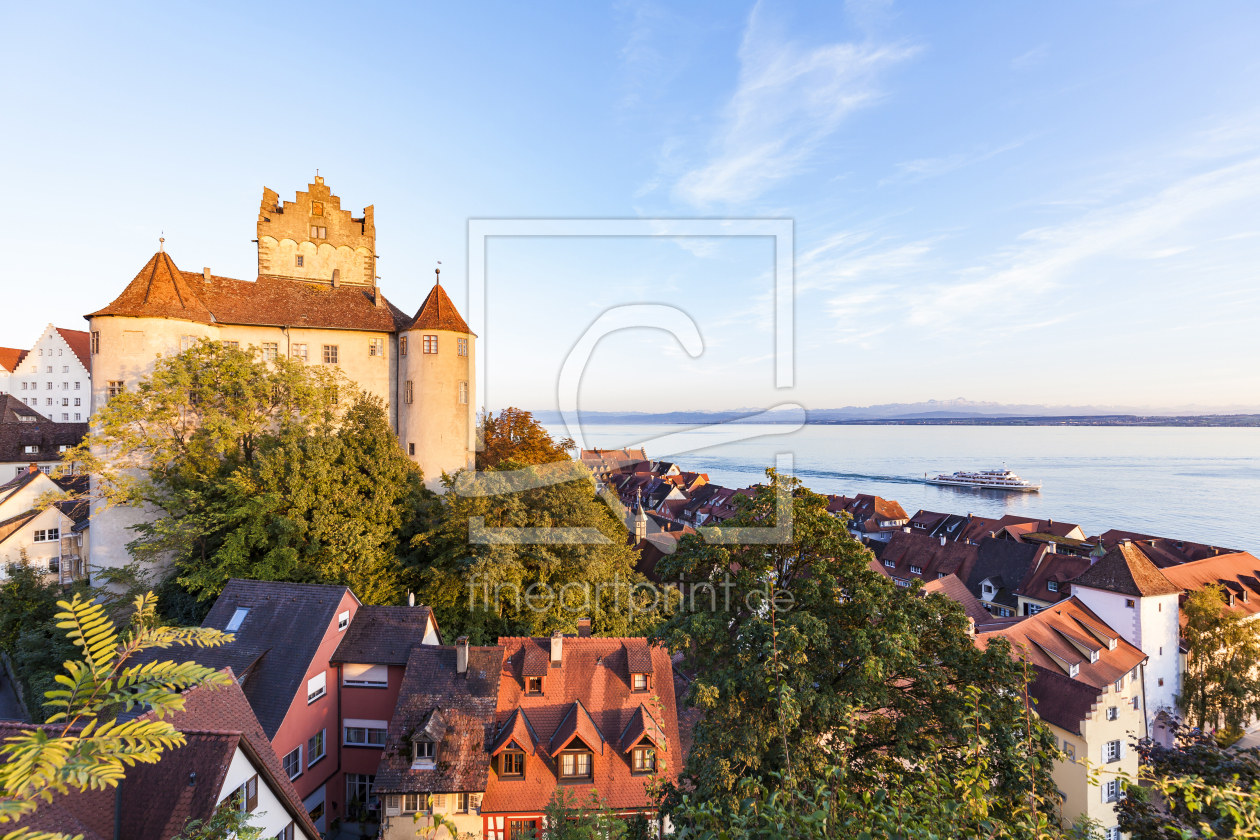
xmin=908 ymin=153 xmax=1260 ymax=331
xmin=881 ymin=136 xmax=1032 ymax=185
xmin=673 ymin=2 xmax=916 ymax=206
xmin=1011 ymin=44 xmax=1049 ymax=70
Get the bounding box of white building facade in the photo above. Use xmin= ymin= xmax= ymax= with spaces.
xmin=9 ymin=325 xmax=91 ymax=423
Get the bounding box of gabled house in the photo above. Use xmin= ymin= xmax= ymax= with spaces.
xmin=4 ymin=677 xmax=319 ymax=840
xmin=0 ymin=395 xmax=87 ymax=480
xmin=1068 ymin=541 xmax=1183 ymax=738
xmin=0 ymin=346 xmax=28 ymax=397
xmin=1012 ymin=551 xmax=1091 ymax=616
xmin=148 ymin=579 xmax=362 ymax=833
xmin=4 ymin=325 xmax=92 ymax=423
xmin=964 ymin=539 xmax=1046 ymax=617
xmin=0 ymin=464 xmax=89 ymax=583
xmin=829 ymin=494 xmax=910 ymax=543
xmin=977 ymin=598 xmax=1147 ymax=839
xmin=875 ymin=531 xmax=979 ymax=588
xmin=908 ymin=509 xmax=971 ymax=541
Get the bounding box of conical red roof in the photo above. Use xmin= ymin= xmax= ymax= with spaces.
xmin=405 ymin=283 xmax=473 ymax=334
xmin=87 ymin=252 xmax=215 ymax=324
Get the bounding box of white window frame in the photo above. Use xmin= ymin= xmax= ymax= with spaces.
xmin=1104 ymin=740 xmax=1122 ymax=763
xmin=343 ymin=663 xmax=388 ymax=687
xmin=225 ymin=608 xmax=249 ymax=632
xmin=282 ymin=745 xmax=303 ymax=780
xmin=344 ymin=721 xmax=389 ymax=747
xmin=338 ymin=610 xmax=350 ymax=631
xmin=308 ymin=728 xmax=326 ymax=767
xmin=307 ymin=671 xmax=327 ymax=704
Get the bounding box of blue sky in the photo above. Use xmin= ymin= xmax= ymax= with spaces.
xmin=3 ymin=1 xmax=1259 ymax=412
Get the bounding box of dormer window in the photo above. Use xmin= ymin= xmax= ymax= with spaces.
xmin=527 ymin=677 xmax=543 ymax=695
xmin=632 ymin=745 xmax=656 ymax=773
xmin=1047 ymin=581 xmax=1059 ymax=592
xmin=560 ymin=742 xmax=593 ymax=778
xmin=501 ymin=750 xmax=525 ymax=777
xmin=632 ymin=673 xmax=650 ymax=693
xmin=413 ymin=740 xmax=436 ymax=765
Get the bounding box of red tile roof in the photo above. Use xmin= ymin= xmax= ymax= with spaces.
xmin=483 ymin=636 xmax=682 ymax=815
xmin=922 ymin=574 xmax=992 ymax=626
xmin=0 ymin=347 xmax=24 ymax=374
xmin=488 ymin=707 xmax=541 ymax=756
xmin=87 ymin=251 xmax=412 ymax=333
xmin=55 ymin=328 xmax=92 ymax=374
xmin=1096 ymin=529 xmax=1242 ymax=567
xmin=1016 ymin=551 xmax=1091 ymax=604
xmin=548 ymin=699 xmax=606 ymax=756
xmin=1159 ymin=552 xmax=1260 ymax=622
xmin=1070 ymin=541 xmax=1182 ymax=598
xmin=617 ymin=705 xmax=666 ymax=753
xmin=879 ymin=531 xmax=980 ymax=584
xmin=405 ymin=282 xmax=474 ymax=334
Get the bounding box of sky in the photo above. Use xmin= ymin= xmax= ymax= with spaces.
xmin=3 ymin=1 xmax=1260 ymax=413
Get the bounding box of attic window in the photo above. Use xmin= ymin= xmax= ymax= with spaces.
xmin=632 ymin=673 xmax=650 ymax=692
xmin=910 ymin=565 xmax=923 ymax=575
xmin=527 ymin=676 xmax=543 ymax=695
xmin=1047 ymin=581 xmax=1059 ymax=592
xmin=413 ymin=740 xmax=435 ymax=764
xmin=632 ymin=745 xmax=657 ymax=773
xmin=225 ymin=607 xmax=249 ymax=632
xmin=338 ymin=610 xmax=350 ymax=631
xmin=500 ymin=750 xmax=525 ymax=777
xmin=560 ymin=744 xmax=593 ymax=778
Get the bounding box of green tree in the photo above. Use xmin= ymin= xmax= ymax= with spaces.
xmin=477 ymin=407 xmax=574 ymax=470
xmin=170 ymin=806 xmax=264 ymax=840
xmin=1178 ymin=583 xmax=1260 ymax=736
xmin=404 ymin=458 xmax=654 ymax=643
xmin=71 ymin=341 xmax=420 ymax=610
xmin=542 ymin=787 xmax=629 ymax=840
xmin=0 ymin=593 xmax=232 ymax=840
xmin=653 ymin=470 xmax=1056 ymax=821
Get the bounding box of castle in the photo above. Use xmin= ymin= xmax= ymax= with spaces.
xmin=85 ymin=176 xmax=475 ymax=582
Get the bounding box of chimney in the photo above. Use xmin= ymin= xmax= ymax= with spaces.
xmin=550 ymin=630 xmax=564 ymax=665
xmin=940 ymin=535 xmax=946 ymax=546
xmin=1047 ymin=519 xmax=1053 ymax=526
xmin=408 ymin=591 xmax=415 ymax=607
xmin=456 ymin=636 xmax=469 ymax=674
xmin=577 ymin=618 xmax=592 ymax=638
xmin=28 ymin=463 xmax=39 ymax=474
xmin=202 ymin=267 xmax=212 ymax=282
xmin=1121 ymin=538 xmax=1132 ymax=547
xmin=373 ymin=286 xmax=383 ymax=307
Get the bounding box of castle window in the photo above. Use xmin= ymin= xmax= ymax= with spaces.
xmin=296 ymin=255 xmax=305 ymax=267
xmin=459 ymin=382 xmax=468 ymax=404
xmin=91 ymin=332 xmax=99 ymax=354
xmin=292 ymin=344 xmax=308 ymax=362
xmin=369 ymin=338 xmax=384 ymax=357
xmin=310 ymin=225 xmax=328 ymax=239
xmin=107 ymin=381 xmax=124 ymax=399
xmin=423 ymin=336 xmax=438 ymax=354
xmin=323 ymin=345 xmax=339 ymax=365
xmin=458 ymin=338 xmax=468 ymax=357
xmin=312 ymin=201 xmax=324 ymax=217
xmin=332 ymin=268 xmax=340 ymax=283
xmin=408 ymin=443 xmax=415 ymax=456
xmin=404 ymin=381 xmax=414 ymax=404
xmin=261 ymin=342 xmax=278 ymax=361
xmin=400 ymin=336 xmax=408 ymax=356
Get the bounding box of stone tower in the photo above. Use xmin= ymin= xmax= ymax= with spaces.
xmin=257 ymin=175 xmax=377 ymax=287
xmin=398 ymin=272 xmax=476 ymax=489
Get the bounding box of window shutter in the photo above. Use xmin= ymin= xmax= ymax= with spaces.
xmin=245 ymin=774 xmax=258 ymax=811
xmin=386 ymin=795 xmax=401 ymax=816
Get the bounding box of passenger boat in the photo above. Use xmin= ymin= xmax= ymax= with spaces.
xmin=924 ymin=466 xmax=1041 ymax=492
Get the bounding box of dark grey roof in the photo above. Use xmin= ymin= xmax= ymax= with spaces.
xmin=140 ymin=578 xmax=355 ymax=738
xmin=0 ymin=394 xmax=88 ymax=464
xmin=330 ymin=605 xmax=438 ymax=665
xmin=373 ymin=645 xmax=503 ymax=794
xmin=965 ymin=538 xmax=1041 ymax=609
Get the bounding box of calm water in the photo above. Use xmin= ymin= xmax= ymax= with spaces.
xmin=548 ymin=423 xmax=1260 ymax=552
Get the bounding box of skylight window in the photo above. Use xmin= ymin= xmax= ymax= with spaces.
xmin=226 ymin=608 xmax=249 ymax=632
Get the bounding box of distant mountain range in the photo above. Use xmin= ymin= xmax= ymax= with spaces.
xmin=530 ymin=398 xmax=1260 ymax=425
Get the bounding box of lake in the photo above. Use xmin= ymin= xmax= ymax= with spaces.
xmin=546 ymin=423 xmax=1260 ymax=552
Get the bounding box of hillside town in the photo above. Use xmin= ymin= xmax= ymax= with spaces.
xmin=1 ymin=176 xmax=1257 ymax=840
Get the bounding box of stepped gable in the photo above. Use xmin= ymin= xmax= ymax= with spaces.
xmin=406 ymin=282 xmax=474 ymax=334
xmin=87 ymin=251 xmax=215 ymax=323
xmin=1070 ymin=541 xmax=1182 ymax=598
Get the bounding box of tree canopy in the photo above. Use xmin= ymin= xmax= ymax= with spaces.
xmin=652 ymin=470 xmax=1057 ymax=821
xmin=1178 ymin=583 xmax=1260 ymax=736
xmin=477 ymin=407 xmax=575 ymax=469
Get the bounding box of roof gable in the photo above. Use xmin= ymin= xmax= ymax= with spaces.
xmin=405 ymin=283 xmax=473 ymax=334
xmin=87 ymin=251 xmax=215 ymax=323
xmin=330 ymin=605 xmax=436 ymax=665
xmin=1070 ymin=542 xmax=1182 ymax=598
xmin=548 ymin=699 xmax=606 ymax=757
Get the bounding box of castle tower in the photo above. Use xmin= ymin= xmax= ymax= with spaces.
xmin=257 ymin=175 xmax=377 ymax=287
xmin=398 ymin=271 xmax=475 ymax=488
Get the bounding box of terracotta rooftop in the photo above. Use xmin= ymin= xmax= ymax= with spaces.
xmin=922 ymin=574 xmax=992 ymax=627
xmin=0 ymin=394 xmax=88 ymax=465
xmin=87 ymin=251 xmax=412 ymax=333
xmin=1097 ymin=528 xmax=1242 ymax=567
xmin=405 ymin=282 xmax=474 ymax=334
xmin=1160 ymin=552 xmax=1260 ymax=622
xmin=1070 ymin=541 xmax=1182 ymax=598
xmin=0 ymin=347 xmax=24 ymax=374
xmin=879 ymin=531 xmax=980 ymax=585
xmin=55 ymin=328 xmax=92 ymax=374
